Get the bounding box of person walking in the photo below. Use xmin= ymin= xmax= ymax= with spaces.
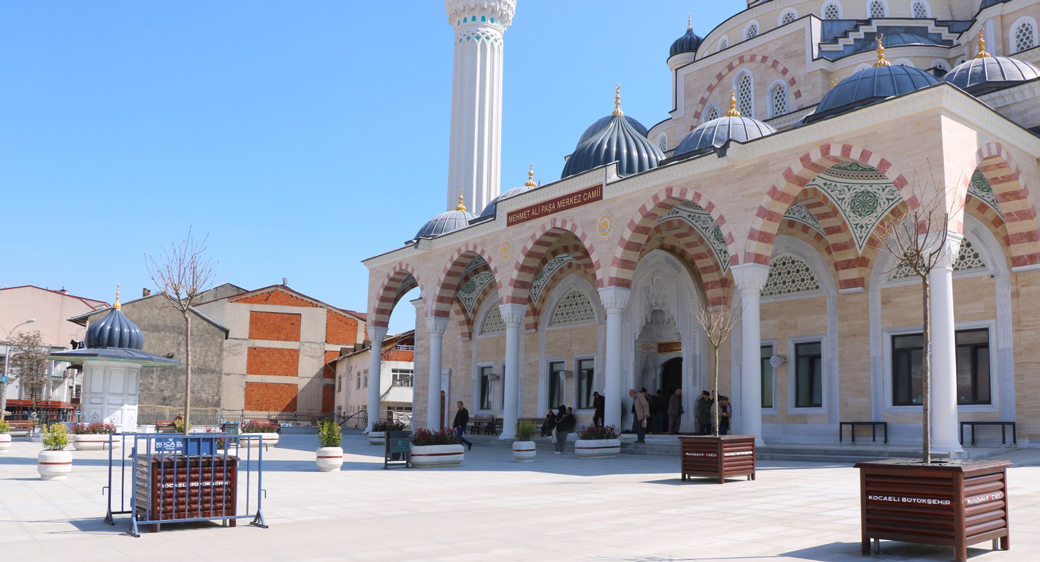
xmin=592 ymin=391 xmax=605 ymax=427
xmin=718 ymin=396 xmax=732 ymax=435
xmin=553 ymin=404 xmax=574 ymax=454
xmin=629 ymin=389 xmax=650 ymax=443
xmin=694 ymin=391 xmax=714 ymax=435
xmin=667 ymin=388 xmax=684 ymax=434
xmin=453 ymin=401 xmax=473 ymax=451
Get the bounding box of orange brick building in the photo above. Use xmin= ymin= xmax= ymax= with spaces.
xmin=196 ymin=284 xmax=366 ymax=417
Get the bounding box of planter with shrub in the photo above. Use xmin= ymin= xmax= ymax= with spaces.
xmin=315 ymin=420 xmax=343 ymax=472
xmin=0 ymin=420 xmax=10 ymax=452
xmin=38 ymin=424 xmax=72 ymax=480
xmin=410 ymin=428 xmax=464 ymax=467
xmin=369 ymin=420 xmax=405 ymax=445
xmin=70 ymin=422 xmax=119 ymax=451
xmin=240 ymin=420 xmax=279 ymax=448
xmin=574 ymin=425 xmax=621 ymax=459
xmin=512 ymin=420 xmax=537 ymax=463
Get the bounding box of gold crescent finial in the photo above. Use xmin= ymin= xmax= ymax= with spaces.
xmin=874 ymin=34 xmax=891 ymax=67
xmin=114 ymin=283 xmax=121 ymax=309
xmin=456 ymin=190 xmax=466 ymax=212
xmin=612 ymin=83 xmax=624 ymax=116
xmin=726 ymin=89 xmax=741 ymax=117
xmin=976 ymin=28 xmax=990 ymax=58
xmin=831 ymin=78 xmax=839 ymax=88
xmin=525 ymin=164 xmax=536 ymax=187
xmin=687 ymin=14 xmax=692 ymax=31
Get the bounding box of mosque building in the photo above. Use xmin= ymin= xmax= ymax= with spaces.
xmin=362 ymin=0 xmax=1040 ymax=452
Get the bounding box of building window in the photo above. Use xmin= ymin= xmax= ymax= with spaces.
xmin=892 ymin=329 xmax=991 ymax=406
xmin=761 ymin=344 xmax=774 ymax=409
xmin=822 ymin=1 xmax=842 ymax=20
xmin=795 ymin=341 xmax=823 ymax=408
xmin=479 ymin=365 xmax=494 ymax=410
xmin=336 ymin=374 xmax=342 ymax=392
xmin=363 ymin=370 xmax=368 ymax=388
xmin=718 ymin=37 xmax=728 ymax=52
xmin=745 ymin=22 xmax=759 ymax=41
xmin=704 ymin=104 xmax=721 ymax=122
xmin=548 ymin=360 xmax=565 ymax=408
xmin=576 ymin=358 xmax=595 ymax=409
xmin=1014 ymin=21 xmax=1036 ymax=53
xmin=356 ymin=374 xmax=361 ymax=389
xmin=736 ymin=72 xmax=753 ymax=117
xmin=780 ymin=10 xmax=798 ymax=25
xmin=770 ymin=83 xmax=787 ymax=117
xmin=549 ymin=289 xmax=596 ymax=326
xmin=868 ymin=0 xmax=886 ymax=18
xmin=911 ymin=1 xmax=928 ymax=18
xmin=391 ymin=368 xmax=413 ymax=387
xmin=657 ymin=134 xmax=667 ymax=152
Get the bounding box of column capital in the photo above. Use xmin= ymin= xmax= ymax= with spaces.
xmin=445 ymin=0 xmax=515 ymax=29
xmin=425 ymin=316 xmax=450 ymax=335
xmin=597 ymin=286 xmax=631 ymax=313
xmin=368 ymin=326 xmax=388 ymax=344
xmin=918 ymin=231 xmax=963 ymax=269
xmin=497 ymin=303 xmax=527 ymax=326
xmin=731 ymin=263 xmax=771 ymax=295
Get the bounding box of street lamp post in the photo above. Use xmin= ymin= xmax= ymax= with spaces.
xmin=0 ymin=318 xmax=37 ymax=420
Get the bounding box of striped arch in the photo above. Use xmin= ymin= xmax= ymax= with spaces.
xmin=453 ymin=267 xmax=501 ymax=340
xmin=372 ymin=262 xmax=424 ymax=329
xmin=798 ymin=187 xmax=866 ymax=290
xmin=745 ymin=143 xmax=917 ymax=269
xmin=777 ymin=217 xmax=832 ymax=258
xmin=506 ymin=218 xmax=604 ymax=306
xmin=692 ymin=54 xmax=803 ymax=122
xmin=525 ymin=262 xmax=598 ymax=330
xmin=976 ymin=143 xmax=1040 ymax=267
xmin=644 ymin=219 xmax=731 ymax=306
xmin=430 ymin=242 xmax=503 ymax=320
xmin=965 ymin=193 xmax=1010 ymax=253
xmin=609 ymin=186 xmax=736 ymax=288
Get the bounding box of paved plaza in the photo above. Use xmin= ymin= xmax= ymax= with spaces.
xmin=1 ymin=434 xmax=1039 ymax=562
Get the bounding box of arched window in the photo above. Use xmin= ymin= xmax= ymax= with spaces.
xmin=704 ymin=104 xmax=721 ymax=122
xmin=868 ymin=0 xmax=886 ymax=18
xmin=770 ymin=82 xmax=787 ymax=117
xmin=735 ymin=72 xmax=754 ymax=117
xmin=745 ymin=21 xmax=759 ymax=40
xmin=822 ymin=1 xmax=842 ymax=19
xmin=718 ymin=36 xmax=729 ymax=51
xmin=780 ymin=10 xmax=798 ymax=26
xmin=911 ymin=0 xmax=929 ymax=18
xmin=1012 ymin=18 xmax=1038 ymax=53
xmin=549 ymin=289 xmax=596 ymax=326
xmin=657 ymin=134 xmax=668 ymax=152
xmin=481 ymin=305 xmax=506 ymax=335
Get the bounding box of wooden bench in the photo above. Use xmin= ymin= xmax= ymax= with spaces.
xmin=6 ymin=420 xmax=33 ymax=436
xmin=467 ymin=417 xmax=491 ymax=435
xmin=960 ymin=421 xmax=1017 ymax=446
xmin=839 ymin=421 xmax=888 ymax=444
xmin=155 ymin=420 xmax=178 ymax=433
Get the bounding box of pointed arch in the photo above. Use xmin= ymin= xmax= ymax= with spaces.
xmin=506 ymin=218 xmax=604 ymax=306
xmin=372 ymin=262 xmax=424 ymax=329
xmin=430 ymin=242 xmax=504 ymax=319
xmin=642 ymin=220 xmax=731 ymax=306
xmin=975 ymin=143 xmax=1040 ymax=267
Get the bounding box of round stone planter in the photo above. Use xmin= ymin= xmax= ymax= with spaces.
xmin=512 ymin=441 xmax=536 ymax=463
xmin=574 ymin=438 xmax=621 ymax=459
xmin=410 ymin=444 xmax=465 ymax=468
xmin=240 ymin=432 xmax=279 ymax=448
xmin=315 ymin=446 xmax=344 ymax=472
xmin=72 ymin=433 xmax=120 ymax=451
xmin=0 ymin=434 xmax=10 ymax=452
xmin=38 ymin=449 xmax=73 ymax=480
xmin=368 ymin=431 xmax=386 ymax=445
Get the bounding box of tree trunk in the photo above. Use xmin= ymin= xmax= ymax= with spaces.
xmin=713 ymin=345 xmax=720 ymax=437
xmin=183 ymin=313 xmax=192 ymax=437
xmin=922 ymin=279 xmax=932 ymax=464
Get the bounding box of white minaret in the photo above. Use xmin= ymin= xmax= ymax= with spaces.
xmin=444 ymin=0 xmax=515 ymax=213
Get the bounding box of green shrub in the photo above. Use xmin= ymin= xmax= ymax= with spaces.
xmin=0 ymin=420 xmax=9 ymax=434
xmin=174 ymin=418 xmax=192 ymax=433
xmin=514 ymin=420 xmax=536 ymax=441
xmin=410 ymin=428 xmax=459 ymax=446
xmin=42 ymin=424 xmax=70 ymax=451
xmin=317 ymin=419 xmax=341 ymax=448
xmin=372 ymin=420 xmax=406 ymax=432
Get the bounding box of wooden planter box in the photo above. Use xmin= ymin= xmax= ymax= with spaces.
xmin=679 ymin=435 xmax=756 ymax=484
xmin=855 ymin=459 xmax=1011 ymax=562
xmin=135 ymin=455 xmax=238 ymax=531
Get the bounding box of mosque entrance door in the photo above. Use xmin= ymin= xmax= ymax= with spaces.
xmin=661 ymin=357 xmax=683 ymax=397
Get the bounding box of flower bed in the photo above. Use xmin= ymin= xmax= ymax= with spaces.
xmin=575 ymin=424 xmax=621 ymax=459
xmin=71 ymin=422 xmax=119 ymax=451
xmin=369 ymin=420 xmax=406 ymax=445
xmin=410 ymin=428 xmax=463 ymax=467
xmin=240 ymin=420 xmax=279 ymax=448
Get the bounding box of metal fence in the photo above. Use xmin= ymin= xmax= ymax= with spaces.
xmin=103 ymin=433 xmax=268 ymax=537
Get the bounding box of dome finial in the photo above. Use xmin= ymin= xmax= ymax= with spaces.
xmin=726 ymin=90 xmax=741 ymax=117
xmin=687 ymin=14 xmax=692 ymax=31
xmin=976 ymin=28 xmax=990 ymax=59
xmin=874 ymin=34 xmax=891 ymax=67
xmin=114 ymin=283 xmax=121 ymax=309
xmin=456 ymin=190 xmax=467 ymax=212
xmin=612 ymin=83 xmax=624 ymax=116
xmin=525 ymin=164 xmax=536 ymax=187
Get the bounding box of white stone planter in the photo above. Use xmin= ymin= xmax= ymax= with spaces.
xmin=410 ymin=444 xmax=465 ymax=468
xmin=315 ymin=446 xmax=343 ymax=472
xmin=0 ymin=433 xmax=10 ymax=452
xmin=38 ymin=449 xmax=73 ymax=480
xmin=241 ymin=432 xmax=279 ymax=448
xmin=72 ymin=433 xmax=121 ymax=451
xmin=574 ymin=438 xmax=621 ymax=459
xmin=368 ymin=431 xmax=386 ymax=445
xmin=512 ymin=441 xmax=536 ymax=463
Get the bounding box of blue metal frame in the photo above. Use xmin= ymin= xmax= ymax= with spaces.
xmin=103 ymin=433 xmax=268 ymax=537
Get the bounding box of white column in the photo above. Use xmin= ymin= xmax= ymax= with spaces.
xmin=732 ymin=264 xmax=770 ymax=444
xmin=498 ymin=304 xmax=526 ymax=439
xmin=929 ymin=233 xmax=964 ymax=454
xmin=443 ymin=0 xmax=515 ymax=213
xmin=365 ymin=326 xmax=387 ymax=433
xmin=425 ymin=317 xmax=449 ymax=430
xmin=598 ymin=287 xmax=631 ymax=430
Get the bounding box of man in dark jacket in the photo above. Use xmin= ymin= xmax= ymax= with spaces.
xmin=718 ymin=396 xmax=732 ymax=435
xmin=667 ymin=388 xmax=684 ymax=434
xmin=553 ymin=404 xmax=574 ymax=454
xmin=592 ymin=391 xmax=605 ymax=427
xmin=694 ymin=390 xmax=714 ymax=435
xmin=453 ymin=401 xmax=472 ymax=450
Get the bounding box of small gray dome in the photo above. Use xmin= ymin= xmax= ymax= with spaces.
xmin=576 ymin=114 xmax=649 ymax=146
xmin=670 ymin=21 xmax=703 ymax=58
xmin=480 ymin=169 xmax=537 ymax=219
xmin=86 ymin=306 xmax=143 ymax=350
xmin=562 ymin=112 xmax=664 ymax=179
xmin=806 ymin=63 xmax=938 ymax=123
xmin=675 ymin=115 xmax=776 ymax=156
xmin=414 ymin=209 xmax=477 ymax=240
xmin=943 ymin=55 xmax=1040 ymax=94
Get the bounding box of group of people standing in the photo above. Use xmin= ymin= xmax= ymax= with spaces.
xmin=630 ymin=388 xmax=732 ymax=442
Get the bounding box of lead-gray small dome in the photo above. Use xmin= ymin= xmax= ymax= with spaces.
xmin=576 ymin=114 xmax=649 ymax=146
xmin=480 ymin=168 xmax=537 ymax=219
xmin=86 ymin=305 xmax=143 ymax=350
xmin=675 ymin=115 xmax=776 ymax=156
xmin=943 ymin=54 xmax=1040 ymax=94
xmin=562 ymin=113 xmax=663 ymax=179
xmin=806 ymin=63 xmax=938 ymax=123
xmin=414 ymin=208 xmax=477 ymax=240
xmin=670 ymin=19 xmax=703 ymax=58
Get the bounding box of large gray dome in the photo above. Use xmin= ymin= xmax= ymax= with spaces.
xmin=806 ymin=63 xmax=938 ymax=123
xmin=562 ymin=112 xmax=664 ymax=179
xmin=674 ymin=115 xmax=776 ymax=156
xmin=943 ymin=54 xmax=1040 ymax=94
xmin=576 ymin=114 xmax=649 ymax=146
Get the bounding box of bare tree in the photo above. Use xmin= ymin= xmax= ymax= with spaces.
xmin=146 ymin=229 xmax=218 ymax=436
xmin=875 ymin=172 xmax=964 ymax=464
xmin=694 ymin=303 xmax=739 ymax=437
xmin=9 ymin=331 xmax=50 ymax=410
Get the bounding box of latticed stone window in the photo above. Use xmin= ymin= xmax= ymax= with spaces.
xmin=823 ymin=2 xmax=841 ymax=20
xmin=657 ymin=134 xmax=668 ymax=152
xmin=737 ymin=73 xmax=753 ymax=117
xmin=719 ymin=38 xmax=728 ymax=51
xmin=782 ymin=11 xmax=797 ymax=25
xmin=1015 ymin=22 xmax=1036 ymax=53
xmin=869 ymin=0 xmax=886 ymax=18
xmin=761 ymin=255 xmax=821 ymax=297
xmin=482 ymin=305 xmax=506 ymax=334
xmin=911 ymin=1 xmax=928 ymax=18
xmin=889 ymin=238 xmax=987 ymax=280
xmin=746 ymin=23 xmax=759 ymax=40
xmin=771 ymin=83 xmax=787 ymax=117
xmin=549 ymin=289 xmax=596 ymax=326
xmin=705 ymin=105 xmax=720 ymax=122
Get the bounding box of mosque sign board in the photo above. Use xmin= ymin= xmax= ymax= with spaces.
xmin=507 ymin=184 xmax=603 ymax=226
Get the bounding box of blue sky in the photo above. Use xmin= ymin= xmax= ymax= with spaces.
xmin=2 ymin=1 xmax=745 ymax=334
